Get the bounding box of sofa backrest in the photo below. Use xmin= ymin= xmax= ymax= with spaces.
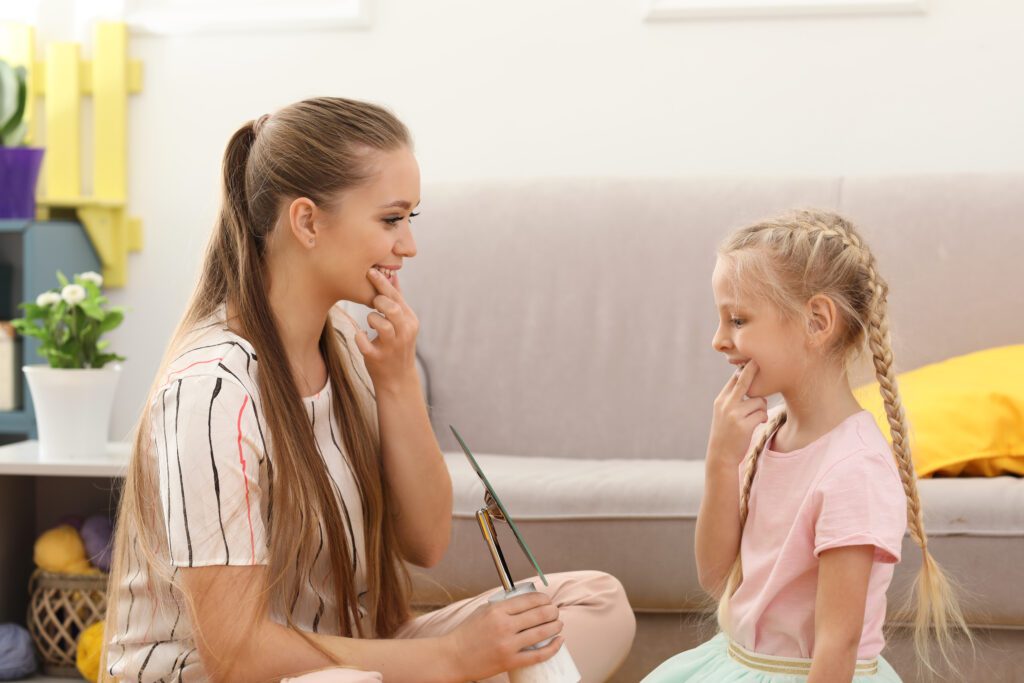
xmin=400 ymin=175 xmax=1024 ymax=460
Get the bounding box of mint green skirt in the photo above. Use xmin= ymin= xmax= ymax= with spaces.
xmin=641 ymin=633 xmax=902 ymax=682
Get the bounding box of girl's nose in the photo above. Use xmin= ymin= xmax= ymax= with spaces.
xmin=711 ymin=324 xmax=732 ymax=353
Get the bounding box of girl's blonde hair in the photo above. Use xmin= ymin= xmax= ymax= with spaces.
xmin=714 ymin=209 xmax=970 ymax=674
xmin=103 ymin=98 xmax=413 ymax=679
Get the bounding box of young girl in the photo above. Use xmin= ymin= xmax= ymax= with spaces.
xmin=644 ymin=210 xmax=969 ymax=682
xmin=102 ymin=97 xmax=635 ymax=682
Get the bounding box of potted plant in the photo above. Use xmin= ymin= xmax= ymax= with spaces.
xmin=11 ymin=271 xmax=125 ymax=459
xmin=0 ymin=58 xmax=44 ymax=219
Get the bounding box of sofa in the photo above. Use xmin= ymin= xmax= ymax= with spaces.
xmin=394 ymin=175 xmax=1024 ymax=682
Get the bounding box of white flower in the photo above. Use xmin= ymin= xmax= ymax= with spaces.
xmin=36 ymin=291 xmax=61 ymax=307
xmin=61 ymin=284 xmax=86 ymax=306
xmin=78 ymin=271 xmax=103 ymax=287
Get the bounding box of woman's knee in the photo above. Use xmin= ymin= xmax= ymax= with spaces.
xmin=558 ymin=570 xmax=637 ymax=644
xmin=595 ymin=572 xmax=637 ymax=644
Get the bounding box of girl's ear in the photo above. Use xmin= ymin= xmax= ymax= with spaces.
xmin=805 ymin=294 xmax=838 ymax=347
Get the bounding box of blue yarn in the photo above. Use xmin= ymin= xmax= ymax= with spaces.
xmin=0 ymin=623 xmax=37 ymax=680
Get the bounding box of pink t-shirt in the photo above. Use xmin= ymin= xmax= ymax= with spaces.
xmin=728 ymin=410 xmax=907 ymax=660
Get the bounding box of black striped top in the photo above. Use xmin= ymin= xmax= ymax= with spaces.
xmin=107 ymin=304 xmax=374 ymax=682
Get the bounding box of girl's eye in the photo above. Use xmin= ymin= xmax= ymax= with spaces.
xmin=731 ymin=317 xmax=745 ymax=328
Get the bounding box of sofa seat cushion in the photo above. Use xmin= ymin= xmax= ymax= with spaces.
xmin=409 ymin=454 xmax=1024 ymax=628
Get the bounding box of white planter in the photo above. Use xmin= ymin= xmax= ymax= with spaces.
xmin=23 ymin=364 xmax=122 ymax=460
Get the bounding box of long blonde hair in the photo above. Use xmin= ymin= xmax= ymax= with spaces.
xmin=714 ymin=209 xmax=970 ymax=673
xmin=103 ymin=98 xmax=413 ymax=677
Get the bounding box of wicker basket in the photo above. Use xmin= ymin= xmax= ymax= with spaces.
xmin=27 ymin=569 xmax=108 ymax=677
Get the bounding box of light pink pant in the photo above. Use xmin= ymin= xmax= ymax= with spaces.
xmin=282 ymin=571 xmax=635 ymax=683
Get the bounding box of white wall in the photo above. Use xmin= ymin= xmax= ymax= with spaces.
xmin=12 ymin=0 xmax=1024 ymax=437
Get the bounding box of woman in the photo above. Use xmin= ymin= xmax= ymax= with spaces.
xmin=103 ymin=97 xmax=635 ymax=682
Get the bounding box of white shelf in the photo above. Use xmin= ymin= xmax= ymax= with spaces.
xmin=0 ymin=440 xmax=130 ymax=477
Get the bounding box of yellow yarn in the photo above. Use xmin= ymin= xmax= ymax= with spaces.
xmin=76 ymin=620 xmax=105 ymax=683
xmin=34 ymin=525 xmax=91 ymax=573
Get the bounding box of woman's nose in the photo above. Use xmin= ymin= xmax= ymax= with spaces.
xmin=396 ymin=224 xmax=417 ymax=258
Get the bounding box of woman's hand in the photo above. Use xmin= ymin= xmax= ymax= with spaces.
xmin=707 ymin=361 xmax=767 ymax=469
xmin=442 ymin=591 xmax=564 ymax=681
xmin=354 ymin=268 xmax=420 ymax=394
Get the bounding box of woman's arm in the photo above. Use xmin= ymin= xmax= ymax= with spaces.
xmin=181 ymin=565 xmax=562 ymax=683
xmin=695 ymin=361 xmax=766 ymax=597
xmin=374 ymin=371 xmax=452 ymax=567
xmin=354 ymin=268 xmax=452 ymax=568
xmin=807 ymin=545 xmax=875 ymax=683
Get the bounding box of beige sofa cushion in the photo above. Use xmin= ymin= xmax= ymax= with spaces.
xmin=411 ymin=454 xmax=1024 ymax=627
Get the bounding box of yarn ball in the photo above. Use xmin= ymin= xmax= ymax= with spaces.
xmin=0 ymin=623 xmax=37 ymax=680
xmin=34 ymin=525 xmax=89 ymax=573
xmin=76 ymin=621 xmax=104 ymax=683
xmin=81 ymin=515 xmax=113 ymax=572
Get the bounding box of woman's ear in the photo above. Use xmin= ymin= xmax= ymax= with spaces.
xmin=287 ymin=197 xmax=319 ymax=248
xmin=805 ymin=294 xmax=839 ymax=348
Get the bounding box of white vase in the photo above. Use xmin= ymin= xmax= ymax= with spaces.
xmin=23 ymin=364 xmax=122 ymax=460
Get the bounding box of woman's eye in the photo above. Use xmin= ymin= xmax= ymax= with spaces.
xmin=383 ymin=211 xmax=419 ymax=227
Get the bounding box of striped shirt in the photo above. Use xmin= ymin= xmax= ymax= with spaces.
xmin=107 ymin=304 xmax=374 ymax=682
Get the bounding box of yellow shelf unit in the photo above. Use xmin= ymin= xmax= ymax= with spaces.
xmin=0 ymin=22 xmax=143 ymax=287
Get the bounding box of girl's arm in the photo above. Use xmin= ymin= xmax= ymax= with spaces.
xmin=695 ymin=361 xmax=766 ymax=597
xmin=355 ymin=269 xmax=452 ymax=568
xmin=808 ymin=545 xmax=875 ymax=683
xmin=181 ymin=565 xmax=563 ymax=683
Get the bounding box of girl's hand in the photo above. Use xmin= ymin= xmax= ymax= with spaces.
xmin=442 ymin=592 xmax=564 ymax=680
xmin=707 ymin=361 xmax=768 ymax=469
xmin=354 ymin=269 xmax=420 ymax=393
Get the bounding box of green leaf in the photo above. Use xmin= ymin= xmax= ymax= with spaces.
xmin=0 ymin=64 xmax=27 ymax=146
xmin=16 ymin=327 xmax=47 ymax=340
xmin=0 ymin=60 xmax=17 ymax=132
xmin=19 ymin=303 xmax=46 ymax=319
xmin=93 ymin=352 xmax=126 ymax=368
xmin=1 ymin=120 xmax=27 ymax=147
xmin=56 ymin=271 xmax=69 ymax=288
xmin=80 ymin=300 xmax=104 ymax=321
xmin=99 ymin=310 xmax=124 ymax=332
xmin=80 ymin=280 xmax=101 ymax=298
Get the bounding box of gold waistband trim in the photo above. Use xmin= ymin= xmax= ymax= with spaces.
xmin=728 ymin=640 xmax=879 ymax=676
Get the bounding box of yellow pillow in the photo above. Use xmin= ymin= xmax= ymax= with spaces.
xmin=853 ymin=345 xmax=1024 ymax=478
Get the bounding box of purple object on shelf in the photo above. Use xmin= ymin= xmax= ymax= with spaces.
xmin=0 ymin=147 xmax=44 ymax=219
xmin=0 ymin=622 xmax=37 ymax=679
xmin=81 ymin=515 xmax=113 ymax=572
xmin=57 ymin=514 xmax=84 ymax=531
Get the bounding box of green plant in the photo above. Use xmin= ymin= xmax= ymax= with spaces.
xmin=12 ymin=271 xmax=126 ymax=369
xmin=0 ymin=58 xmax=29 ymax=147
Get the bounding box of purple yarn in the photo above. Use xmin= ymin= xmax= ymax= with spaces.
xmin=81 ymin=515 xmax=113 ymax=573
xmin=0 ymin=623 xmax=37 ymax=680
xmin=57 ymin=514 xmax=84 ymax=531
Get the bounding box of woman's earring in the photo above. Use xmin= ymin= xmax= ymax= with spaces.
xmin=308 ymin=238 xmax=315 ymax=247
